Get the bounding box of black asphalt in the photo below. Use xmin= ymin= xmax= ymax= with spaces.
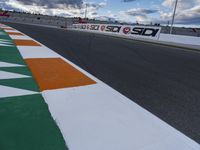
xmin=5 ymin=22 xmax=200 ymax=143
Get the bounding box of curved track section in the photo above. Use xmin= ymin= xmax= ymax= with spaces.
xmin=5 ymin=22 xmax=200 ymax=143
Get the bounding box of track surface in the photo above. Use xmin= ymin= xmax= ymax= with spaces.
xmin=5 ymin=22 xmax=200 ymax=143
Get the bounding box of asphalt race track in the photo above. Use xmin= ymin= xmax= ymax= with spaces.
xmin=5 ymin=22 xmax=200 ymax=143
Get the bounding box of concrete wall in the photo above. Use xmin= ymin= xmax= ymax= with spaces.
xmin=159 ymin=33 xmax=200 ymax=46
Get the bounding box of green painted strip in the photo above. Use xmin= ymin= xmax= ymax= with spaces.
xmin=0 ymin=30 xmax=13 ymax=40
xmin=0 ymin=78 xmax=40 ymax=92
xmin=0 ymin=47 xmax=25 ymax=65
xmin=0 ymin=67 xmax=33 ymax=76
xmin=0 ymin=27 xmax=69 ymax=150
xmin=0 ymin=35 xmax=11 ymax=40
xmin=0 ymin=94 xmax=68 ymax=150
xmin=0 ymin=30 xmax=24 ymax=65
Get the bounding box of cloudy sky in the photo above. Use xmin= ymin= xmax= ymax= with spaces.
xmin=0 ymin=0 xmax=200 ymax=26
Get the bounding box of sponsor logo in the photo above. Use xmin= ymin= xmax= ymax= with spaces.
xmin=123 ymin=27 xmax=131 ymax=34
xmin=87 ymin=25 xmax=90 ymax=29
xmin=101 ymin=25 xmax=106 ymax=31
xmin=105 ymin=26 xmax=121 ymax=33
xmin=131 ymin=27 xmax=160 ymax=37
xmin=81 ymin=25 xmax=87 ymax=29
xmin=90 ymin=25 xmax=100 ymax=30
xmin=73 ymin=24 xmax=161 ymax=39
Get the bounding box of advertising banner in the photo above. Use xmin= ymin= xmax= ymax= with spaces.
xmin=72 ymin=24 xmax=161 ymax=40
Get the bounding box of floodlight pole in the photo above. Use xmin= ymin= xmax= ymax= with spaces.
xmin=84 ymin=3 xmax=88 ymax=19
xmin=170 ymin=0 xmax=178 ymax=34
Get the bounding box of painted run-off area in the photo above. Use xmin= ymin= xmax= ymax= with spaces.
xmin=0 ymin=27 xmax=68 ymax=150
xmin=1 ymin=23 xmax=200 ymax=150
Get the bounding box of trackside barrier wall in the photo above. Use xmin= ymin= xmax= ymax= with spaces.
xmin=72 ymin=24 xmax=200 ymax=47
xmin=72 ymin=24 xmax=161 ymax=40
xmin=159 ymin=33 xmax=200 ymax=46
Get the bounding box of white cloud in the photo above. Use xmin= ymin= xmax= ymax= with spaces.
xmin=161 ymin=0 xmax=200 ymax=25
xmin=162 ymin=0 xmax=196 ymax=10
xmin=118 ymin=8 xmax=157 ymax=24
xmin=3 ymin=0 xmax=107 ymax=18
xmin=1 ymin=0 xmax=200 ymax=26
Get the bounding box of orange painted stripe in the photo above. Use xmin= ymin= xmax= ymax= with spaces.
xmin=1 ymin=27 xmax=15 ymax=30
xmin=25 ymin=58 xmax=96 ymax=91
xmin=7 ymin=32 xmax=24 ymax=36
xmin=14 ymin=39 xmax=41 ymax=46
